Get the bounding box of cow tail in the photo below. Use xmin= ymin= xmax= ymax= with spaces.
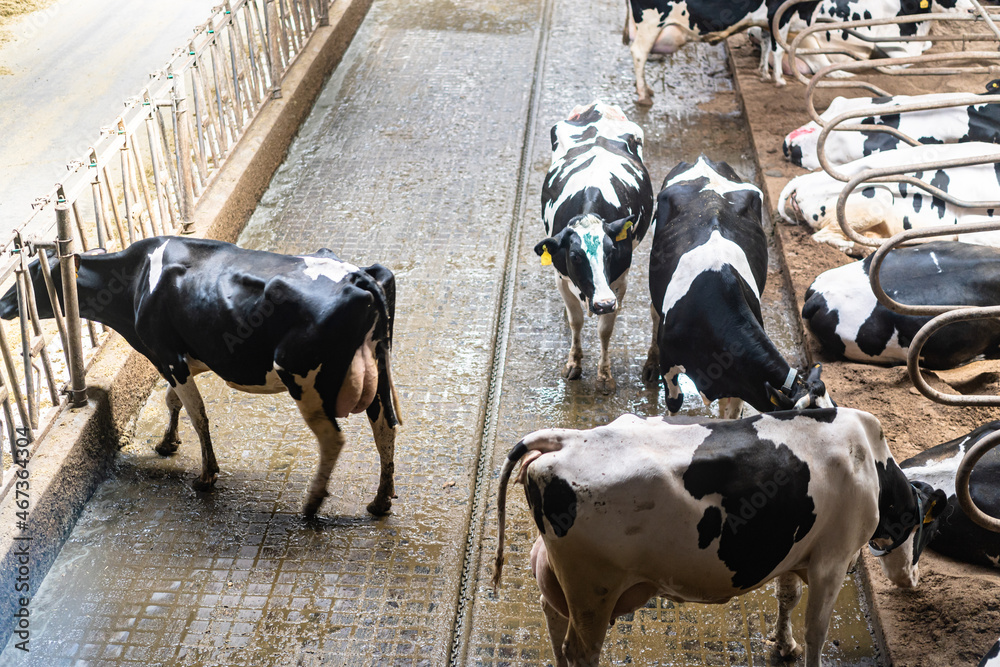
xmin=777 ymin=179 xmax=797 ymax=225
xmin=363 ymin=265 xmax=402 ymax=427
xmin=493 ymin=440 xmax=529 ymax=593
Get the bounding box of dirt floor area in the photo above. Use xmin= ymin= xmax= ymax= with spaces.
xmin=727 ymin=29 xmax=1000 ymax=667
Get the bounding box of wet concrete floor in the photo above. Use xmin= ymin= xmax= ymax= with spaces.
xmin=3 ymin=0 xmax=881 ymax=664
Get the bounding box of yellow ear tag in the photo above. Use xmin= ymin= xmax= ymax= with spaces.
xmin=920 ymin=0 xmax=928 ymax=7
xmin=615 ymin=219 xmax=633 ymax=243
xmin=541 ymin=249 xmax=552 ymax=266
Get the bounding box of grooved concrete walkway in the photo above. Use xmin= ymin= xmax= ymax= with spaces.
xmin=2 ymin=0 xmax=880 ymax=664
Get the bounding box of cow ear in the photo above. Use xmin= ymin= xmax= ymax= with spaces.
xmin=534 ymin=239 xmax=558 ymax=266
xmin=925 ymin=489 xmax=949 ymax=522
xmin=806 ymin=363 xmax=823 ymax=384
xmin=73 ymin=254 xmax=82 ymax=273
xmin=604 ymin=216 xmax=634 ymax=243
xmin=987 ymin=79 xmax=1000 ymax=95
xmin=765 ymin=381 xmax=794 ymax=410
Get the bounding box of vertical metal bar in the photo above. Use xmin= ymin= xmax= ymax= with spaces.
xmin=57 ymin=205 xmax=87 ymax=407
xmin=14 ymin=260 xmax=37 ymax=428
xmin=118 ymin=124 xmax=136 ymax=244
xmin=0 ymin=322 xmax=31 ymax=443
xmin=22 ymin=257 xmax=60 ymax=410
xmin=101 ymin=165 xmax=129 ymax=248
xmin=170 ymin=65 xmax=196 ymax=232
xmin=130 ymin=138 xmax=157 ymax=237
xmin=36 ymin=249 xmax=70 ymax=370
xmin=154 ymin=106 xmax=181 ymax=232
xmin=67 ymin=198 xmax=101 ymax=346
xmin=89 ymin=150 xmax=110 ymax=250
xmin=143 ymin=92 xmax=168 ymax=236
xmin=320 ymin=0 xmax=329 ymax=27
xmin=264 ymin=0 xmax=282 ymax=98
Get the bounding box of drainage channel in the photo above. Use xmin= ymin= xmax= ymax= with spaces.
xmin=0 ymin=0 xmax=883 ymax=664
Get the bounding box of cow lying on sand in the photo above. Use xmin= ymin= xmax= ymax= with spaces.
xmin=803 ymin=241 xmax=1000 ymax=369
xmin=0 ymin=237 xmax=401 ymax=517
xmin=537 ymin=101 xmax=654 ymax=393
xmin=494 ymin=410 xmax=947 ymax=667
xmin=645 ymin=156 xmax=832 ymax=417
xmin=902 ymin=421 xmax=1000 ymax=569
xmin=778 ymin=142 xmax=1000 ymax=253
xmin=783 ymin=81 xmax=1000 ymax=170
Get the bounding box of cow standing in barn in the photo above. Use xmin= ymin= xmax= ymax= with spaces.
xmin=0 ymin=237 xmax=402 ymax=517
xmin=623 ymin=0 xmax=774 ymax=106
xmin=494 ymin=410 xmax=948 ymax=666
xmin=645 ymin=156 xmax=832 ymax=417
xmin=802 ymin=241 xmax=1000 ymax=369
xmin=536 ymin=101 xmax=654 ymax=393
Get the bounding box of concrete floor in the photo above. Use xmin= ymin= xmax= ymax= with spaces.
xmin=1 ymin=0 xmax=882 ymax=664
xmin=0 ymin=0 xmax=219 ymax=230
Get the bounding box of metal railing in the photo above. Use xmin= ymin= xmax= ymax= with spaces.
xmin=0 ymin=0 xmax=333 ymax=496
xmin=771 ymin=0 xmax=1000 ymax=88
xmin=782 ymin=9 xmax=1000 ymax=530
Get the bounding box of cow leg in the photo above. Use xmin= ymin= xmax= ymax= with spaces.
xmin=770 ymin=572 xmax=804 ymax=659
xmin=803 ymin=564 xmax=847 ymax=667
xmin=629 ymin=18 xmax=662 ymax=106
xmin=365 ymin=403 xmax=396 ymax=516
xmin=171 ymin=378 xmax=219 ymax=491
xmin=563 ymin=599 xmax=614 ymax=667
xmin=596 ymin=310 xmax=618 ymax=394
xmin=154 ymin=385 xmax=182 ymax=455
xmin=664 ymin=365 xmax=684 ymax=415
xmin=557 ymin=277 xmax=584 ymax=381
xmin=294 ymin=406 xmax=346 ymax=518
xmin=541 ymin=595 xmax=570 ymax=667
xmin=641 ymin=306 xmax=660 ymax=384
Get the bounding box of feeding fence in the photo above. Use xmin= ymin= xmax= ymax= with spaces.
xmin=0 ymin=0 xmax=334 ymax=498
xmin=776 ymin=0 xmax=1000 ymax=529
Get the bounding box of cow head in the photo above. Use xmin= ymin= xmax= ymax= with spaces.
xmin=869 ymin=479 xmax=948 ymax=587
xmin=0 ymin=248 xmax=105 ymax=321
xmin=764 ymin=363 xmax=836 ymax=410
xmin=535 ymin=214 xmax=635 ymax=315
xmin=0 ymin=250 xmax=64 ymax=321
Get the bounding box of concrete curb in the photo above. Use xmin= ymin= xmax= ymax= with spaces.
xmin=725 ymin=40 xmax=893 ymax=665
xmin=0 ymin=0 xmax=373 ymax=650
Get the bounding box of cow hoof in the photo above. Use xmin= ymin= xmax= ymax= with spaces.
xmin=635 ymin=95 xmax=653 ymax=107
xmin=641 ymin=362 xmax=659 ymax=384
xmin=563 ymin=364 xmax=582 ymax=381
xmin=596 ymin=376 xmax=616 ymax=395
xmin=366 ymin=497 xmax=393 ymax=516
xmin=191 ymin=474 xmax=217 ymax=492
xmin=154 ymin=436 xmax=180 ymax=456
xmin=302 ymin=490 xmax=330 ymax=518
xmin=778 ymin=643 xmax=803 ymax=660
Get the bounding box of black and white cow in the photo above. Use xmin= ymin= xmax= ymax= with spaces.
xmin=645 ymin=156 xmax=831 ymax=417
xmin=803 ymin=241 xmax=1000 ymax=369
xmin=0 ymin=237 xmax=401 ymax=517
xmin=778 ymin=141 xmax=1000 ymax=253
xmin=494 ymin=409 xmax=948 ymax=666
xmin=768 ymin=0 xmax=973 ymax=86
xmin=783 ymin=81 xmax=1000 ymax=170
xmin=902 ymin=421 xmax=1000 ymax=569
xmin=623 ymin=0 xmax=773 ymax=106
xmin=536 ymin=101 xmax=654 ymax=393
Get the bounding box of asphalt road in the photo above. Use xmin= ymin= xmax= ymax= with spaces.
xmin=0 ymin=0 xmax=218 ymax=231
